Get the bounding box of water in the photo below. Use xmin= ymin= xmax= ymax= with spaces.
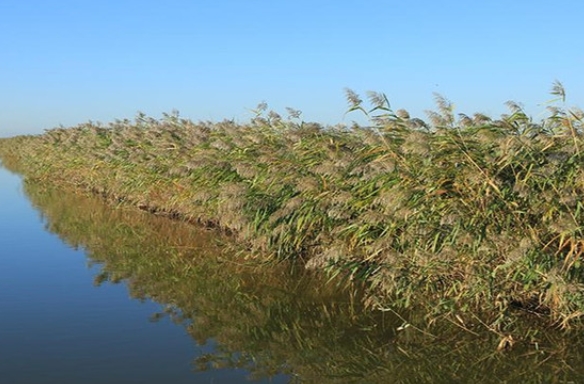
xmin=1 ymin=164 xmax=584 ymax=383
xmin=0 ymin=167 xmax=288 ymax=383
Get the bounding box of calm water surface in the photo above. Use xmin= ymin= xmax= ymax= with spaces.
xmin=2 ymin=164 xmax=584 ymax=384
xmin=0 ymin=167 xmax=287 ymax=383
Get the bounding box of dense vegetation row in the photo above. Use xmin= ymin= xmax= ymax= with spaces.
xmin=2 ymin=84 xmax=584 ymax=336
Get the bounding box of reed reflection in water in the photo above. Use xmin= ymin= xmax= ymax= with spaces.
xmin=3 ymin=165 xmax=584 ymax=384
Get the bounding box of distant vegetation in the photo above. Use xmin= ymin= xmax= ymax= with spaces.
xmin=2 ymin=82 xmax=584 ymax=339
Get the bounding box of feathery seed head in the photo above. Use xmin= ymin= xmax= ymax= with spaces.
xmin=395 ymin=109 xmax=410 ymax=120
xmin=344 ymin=88 xmax=363 ymax=108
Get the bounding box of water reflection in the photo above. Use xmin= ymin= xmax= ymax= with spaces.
xmin=18 ymin=176 xmax=584 ymax=383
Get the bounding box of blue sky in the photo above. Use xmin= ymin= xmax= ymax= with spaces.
xmin=1 ymin=0 xmax=583 ymax=136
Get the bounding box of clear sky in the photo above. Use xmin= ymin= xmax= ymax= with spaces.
xmin=1 ymin=0 xmax=583 ymax=137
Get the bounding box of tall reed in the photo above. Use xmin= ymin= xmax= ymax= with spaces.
xmin=2 ymin=84 xmax=584 ymax=337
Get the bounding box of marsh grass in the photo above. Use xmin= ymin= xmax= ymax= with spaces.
xmin=2 ymin=83 xmax=584 ymax=338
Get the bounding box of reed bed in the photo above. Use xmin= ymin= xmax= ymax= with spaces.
xmin=2 ymin=83 xmax=584 ymax=336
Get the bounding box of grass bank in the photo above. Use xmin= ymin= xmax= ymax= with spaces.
xmin=2 ymin=84 xmax=584 ymax=337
